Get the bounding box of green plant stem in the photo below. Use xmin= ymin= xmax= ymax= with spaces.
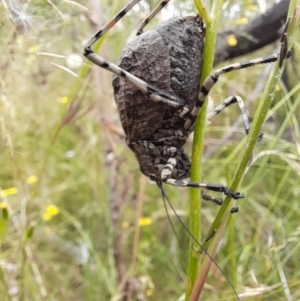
xmin=191 ymin=1 xmax=299 ymax=300
xmin=228 ymin=213 xmax=237 ymax=285
xmin=186 ymin=0 xmax=299 ymax=300
xmin=194 ymin=0 xmax=211 ymax=25
xmin=185 ymin=0 xmax=223 ymax=299
xmin=202 ymin=0 xmax=300 ymax=250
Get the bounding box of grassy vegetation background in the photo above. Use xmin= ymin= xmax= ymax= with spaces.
xmin=1 ymin=0 xmax=300 ymax=300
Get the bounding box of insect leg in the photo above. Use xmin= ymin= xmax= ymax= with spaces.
xmin=84 ymin=0 xmax=187 ymax=109
xmin=184 ymin=30 xmax=291 ymax=131
xmin=85 ymin=54 xmax=186 ymax=109
xmin=84 ymin=0 xmax=142 ymax=49
xmin=201 ymin=191 xmax=239 ymax=213
xmin=136 ymin=0 xmax=171 ymax=35
xmin=201 ymin=190 xmax=223 ymax=206
xmin=161 ymin=156 xmax=244 ymax=200
xmin=206 ymin=96 xmax=263 ymax=141
xmin=86 ymin=48 xmax=186 ymax=108
xmin=185 ymin=54 xmax=278 ymax=130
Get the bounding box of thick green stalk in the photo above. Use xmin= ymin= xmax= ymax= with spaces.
xmin=186 ymin=0 xmax=299 ymax=300
xmin=190 ymin=1 xmax=299 ymax=300
xmin=185 ymin=0 xmax=223 ymax=299
xmin=202 ymin=0 xmax=299 ymax=250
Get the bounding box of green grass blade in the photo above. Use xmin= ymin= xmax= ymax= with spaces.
xmin=185 ymin=0 xmax=223 ymax=299
xmin=188 ymin=0 xmax=300 ymax=300
xmin=0 ymin=207 xmax=8 ymax=241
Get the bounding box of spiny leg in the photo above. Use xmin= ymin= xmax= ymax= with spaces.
xmin=83 ymin=0 xmax=187 ymax=109
xmin=185 ymin=20 xmax=291 ymax=209
xmin=84 ymin=0 xmax=141 ymax=48
xmin=160 ymin=154 xmax=244 ymax=200
xmin=89 ymin=50 xmax=186 ymax=108
xmin=85 ymin=49 xmax=185 ymax=107
xmin=201 ymin=190 xmax=222 ymax=206
xmin=136 ymin=0 xmax=171 ymax=35
xmin=206 ymin=96 xmax=263 ymax=141
xmin=184 ymin=54 xmax=279 ymax=130
xmin=184 ymin=29 xmax=292 ymax=132
xmin=201 ymin=191 xmax=239 ymax=214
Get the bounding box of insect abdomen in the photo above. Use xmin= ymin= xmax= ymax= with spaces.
xmin=113 ymin=30 xmax=170 ymax=142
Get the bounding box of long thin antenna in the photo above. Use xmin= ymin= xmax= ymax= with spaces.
xmin=159 ymin=184 xmax=240 ymax=300
xmin=162 ymin=189 xmax=180 ymax=243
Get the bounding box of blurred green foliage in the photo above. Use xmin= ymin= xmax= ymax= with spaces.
xmin=0 ymin=0 xmax=300 ymax=300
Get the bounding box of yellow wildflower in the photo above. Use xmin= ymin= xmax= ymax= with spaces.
xmin=139 ymin=217 xmax=152 ymax=226
xmin=43 ymin=212 xmax=52 ymax=221
xmin=46 ymin=205 xmax=59 ymax=216
xmin=0 ymin=202 xmax=7 ymax=209
xmin=42 ymin=205 xmax=60 ymax=221
xmin=1 ymin=187 xmax=18 ymax=197
xmin=234 ymin=18 xmax=248 ymax=25
xmin=26 ymin=175 xmax=38 ymax=184
xmin=227 ymin=34 xmax=238 ymax=47
xmin=57 ymin=97 xmax=69 ymax=104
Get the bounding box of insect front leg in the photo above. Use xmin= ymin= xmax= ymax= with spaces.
xmin=85 ymin=48 xmax=186 ymax=107
xmin=84 ymin=1 xmax=187 ymax=109
xmin=84 ymin=0 xmax=142 ymax=49
xmin=136 ymin=0 xmax=171 ymax=35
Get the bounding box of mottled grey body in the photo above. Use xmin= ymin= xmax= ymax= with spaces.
xmin=84 ymin=0 xmax=289 ymax=201
xmin=113 ymin=17 xmax=205 ymax=180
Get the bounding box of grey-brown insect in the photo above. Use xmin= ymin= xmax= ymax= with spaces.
xmin=83 ymin=0 xmax=290 ymax=211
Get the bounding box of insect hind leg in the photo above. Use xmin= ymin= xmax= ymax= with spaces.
xmin=161 ymin=155 xmax=244 ymax=200
xmin=201 ymin=191 xmax=239 ymax=213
